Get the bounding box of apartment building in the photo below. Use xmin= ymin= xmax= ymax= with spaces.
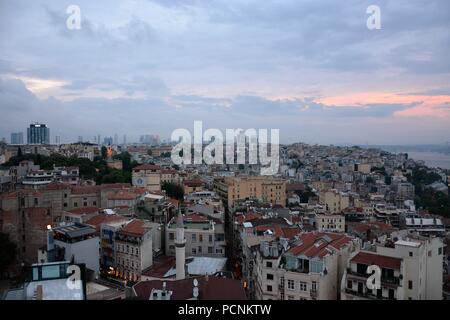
xmin=132 ymin=164 xmax=162 ymax=191
xmin=254 ymin=232 xmax=359 ymax=300
xmin=341 ymin=235 xmax=444 ymax=300
xmin=165 ymin=213 xmax=226 ymax=257
xmin=319 ymin=189 xmax=350 ymax=214
xmin=115 ymin=219 xmax=154 ymax=282
xmin=214 ymin=176 xmax=287 ymax=209
xmin=0 ymin=183 xmax=130 ymax=263
xmin=51 ymin=223 xmax=100 ymax=277
xmin=315 ymin=213 xmax=345 ymax=233
xmin=161 ymin=168 xmax=180 ymax=185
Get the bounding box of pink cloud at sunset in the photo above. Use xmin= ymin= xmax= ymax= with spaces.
xmin=315 ymin=92 xmax=450 ymax=118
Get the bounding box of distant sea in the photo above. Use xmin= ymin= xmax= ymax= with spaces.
xmin=405 ymin=151 xmax=450 ymax=170
xmin=360 ymin=145 xmax=450 ymax=170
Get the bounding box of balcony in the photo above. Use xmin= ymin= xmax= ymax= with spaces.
xmin=346 ymin=268 xmax=401 ymax=286
xmin=344 ymin=288 xmax=395 ymax=300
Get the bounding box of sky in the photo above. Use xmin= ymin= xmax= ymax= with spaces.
xmin=0 ymin=0 xmax=449 ymax=145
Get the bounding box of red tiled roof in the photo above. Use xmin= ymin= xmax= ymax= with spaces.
xmin=142 ymin=256 xmax=176 ymax=278
xmin=183 ymin=180 xmax=203 ymax=187
xmin=235 ymin=212 xmax=261 ymax=224
xmin=286 ymin=183 xmax=305 ymax=192
xmin=351 ymin=251 xmax=402 ymax=270
xmin=67 ymin=207 xmax=100 ymax=215
xmin=288 ymin=232 xmax=354 ymax=258
xmin=133 ymin=164 xmax=161 ymax=171
xmin=44 ymin=182 xmax=71 ymax=191
xmin=71 ymin=186 xmax=99 ymax=194
xmin=161 ymin=169 xmax=177 ymax=174
xmin=85 ymin=214 xmax=128 ymax=232
xmin=119 ymin=219 xmax=148 ymax=236
xmin=99 ymin=183 xmax=131 ymax=189
xmin=184 ymin=213 xmax=209 ymax=223
xmin=108 ymin=191 xmax=138 ymax=200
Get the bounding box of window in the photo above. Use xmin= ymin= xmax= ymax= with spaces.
xmin=409 ymin=252 xmax=413 ymax=257
xmin=83 ymin=202 xmax=88 ymax=207
xmin=192 ymin=248 xmax=197 ymax=254
xmin=287 ymin=280 xmax=295 ymax=290
xmin=408 ymin=280 xmax=413 ymax=290
xmin=299 ymin=282 xmax=307 ymax=291
xmin=208 ymin=247 xmax=213 ymax=254
xmin=93 ymin=201 xmax=97 ymax=206
xmin=267 ymin=285 xmax=272 ymax=292
xmin=74 ymin=202 xmax=78 ymax=207
xmin=438 ymin=247 xmax=443 ymax=255
xmin=199 ymin=234 xmax=203 ymax=242
xmin=266 ymin=261 xmax=273 ymax=268
xmin=34 ymin=198 xmax=38 ymax=205
xmin=63 ymin=203 xmax=68 ymax=207
xmin=192 ymin=234 xmax=197 ymax=242
xmin=266 ymin=273 xmax=274 ymax=280
xmin=169 ymin=233 xmax=174 ymax=240
xmin=198 ymin=246 xmax=202 ymax=253
xmin=312 ymin=281 xmax=317 ymax=292
xmin=209 ymin=235 xmax=213 ymax=242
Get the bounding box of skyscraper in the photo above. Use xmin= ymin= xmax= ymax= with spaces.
xmin=10 ymin=132 xmax=24 ymax=144
xmin=27 ymin=123 xmax=50 ymax=144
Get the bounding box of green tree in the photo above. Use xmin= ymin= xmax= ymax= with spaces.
xmin=101 ymin=146 xmax=107 ymax=159
xmin=162 ymin=182 xmax=184 ymax=201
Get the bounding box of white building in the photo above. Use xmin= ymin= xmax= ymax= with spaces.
xmin=52 ymin=223 xmax=100 ymax=277
xmin=341 ymin=235 xmax=444 ymax=300
xmin=255 ymin=232 xmax=360 ymax=300
xmin=166 ymin=213 xmax=226 ymax=258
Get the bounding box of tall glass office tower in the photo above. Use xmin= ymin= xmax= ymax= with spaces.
xmin=27 ymin=123 xmax=50 ymax=144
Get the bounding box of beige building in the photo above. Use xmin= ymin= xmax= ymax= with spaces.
xmin=132 ymin=164 xmax=162 ymax=191
xmin=315 ymin=214 xmax=345 ymax=233
xmin=161 ymin=169 xmax=180 ymax=185
xmin=214 ymin=176 xmax=287 ymax=208
xmin=320 ymin=189 xmax=350 ymax=214
xmin=115 ymin=219 xmax=154 ymax=282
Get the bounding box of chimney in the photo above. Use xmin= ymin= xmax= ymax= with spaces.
xmin=36 ymin=285 xmax=43 ymax=300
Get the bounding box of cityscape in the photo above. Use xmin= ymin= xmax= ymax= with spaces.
xmin=0 ymin=0 xmax=450 ymax=308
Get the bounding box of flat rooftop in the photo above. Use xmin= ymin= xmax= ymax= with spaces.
xmin=53 ymin=223 xmax=96 ymax=238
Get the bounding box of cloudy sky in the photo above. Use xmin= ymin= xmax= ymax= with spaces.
xmin=0 ymin=0 xmax=449 ymax=145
